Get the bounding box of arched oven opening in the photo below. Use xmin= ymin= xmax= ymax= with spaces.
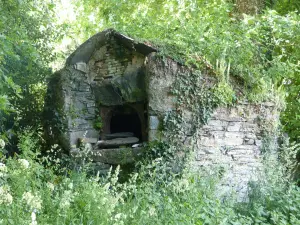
xmin=99 ymin=104 xmax=146 ymax=149
xmin=110 ymin=106 xmax=142 ymax=141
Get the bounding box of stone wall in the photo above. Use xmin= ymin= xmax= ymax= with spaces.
xmin=45 ymin=30 xmax=280 ymax=195
xmin=194 ymin=102 xmax=278 ymax=195
xmin=145 ymin=53 xmax=279 ymax=196
xmin=87 ymin=37 xmax=146 ymax=105
xmin=44 ymin=67 xmax=98 ymax=150
xmin=88 ymin=40 xmax=145 ymax=81
xmin=72 ymin=36 xmax=147 ymax=106
xmin=146 ymin=54 xmax=178 ymax=140
xmin=45 ymin=35 xmax=148 ymax=150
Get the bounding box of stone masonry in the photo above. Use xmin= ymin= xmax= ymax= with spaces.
xmin=145 ymin=53 xmax=279 ymax=196
xmin=44 ymin=29 xmax=279 ymax=195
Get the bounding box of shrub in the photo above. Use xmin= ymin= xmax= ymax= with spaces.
xmin=0 ymin=130 xmax=299 ymax=224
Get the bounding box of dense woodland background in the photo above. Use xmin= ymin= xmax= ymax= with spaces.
xmin=0 ymin=0 xmax=300 ymax=224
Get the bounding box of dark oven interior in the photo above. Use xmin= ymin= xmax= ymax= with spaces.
xmin=99 ymin=104 xmax=147 ymax=149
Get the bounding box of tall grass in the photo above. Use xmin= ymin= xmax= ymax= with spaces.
xmin=0 ymin=131 xmax=299 ymax=225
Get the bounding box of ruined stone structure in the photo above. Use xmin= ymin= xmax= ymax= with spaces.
xmin=44 ymin=29 xmax=279 ymax=194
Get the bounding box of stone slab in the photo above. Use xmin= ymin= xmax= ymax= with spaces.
xmin=96 ymin=137 xmax=139 ymax=147
xmin=104 ymin=132 xmax=134 ymax=139
xmin=92 ymin=147 xmax=145 ymax=164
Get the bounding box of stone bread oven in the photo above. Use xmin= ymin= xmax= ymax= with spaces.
xmin=44 ymin=29 xmax=158 ymax=165
xmin=99 ymin=104 xmax=146 ymax=143
xmin=44 ymin=29 xmax=279 ymax=194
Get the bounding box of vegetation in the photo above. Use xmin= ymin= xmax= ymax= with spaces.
xmin=0 ymin=0 xmax=300 ymax=224
xmin=0 ymin=133 xmax=300 ymax=224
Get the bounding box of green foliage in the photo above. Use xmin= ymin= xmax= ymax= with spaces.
xmin=272 ymin=0 xmax=300 ymax=15
xmin=281 ymin=77 xmax=300 ymax=141
xmin=72 ymin=1 xmax=297 ymax=87
xmin=70 ymin=0 xmax=300 ymax=140
xmin=0 ymin=1 xmax=300 ymax=223
xmin=279 ymin=140 xmax=300 ymax=184
xmin=0 ymin=0 xmax=64 ymax=152
xmin=93 ymin=115 xmax=103 ymax=130
xmin=213 ymin=81 xmax=236 ymax=105
xmin=1 ymin=131 xmax=300 ymax=224
xmin=159 ymin=58 xmax=234 ymax=171
xmin=213 ymin=56 xmax=236 ymax=105
xmin=66 ymin=0 xmax=300 ymax=151
xmin=172 ymin=70 xmax=219 ymax=127
xmin=235 ymin=150 xmax=300 ymax=225
xmin=0 ymin=0 xmax=299 ymax=160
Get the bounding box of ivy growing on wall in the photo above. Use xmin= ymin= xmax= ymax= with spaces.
xmin=143 ymin=55 xmax=239 ymax=172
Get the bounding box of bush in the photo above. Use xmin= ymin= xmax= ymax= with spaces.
xmin=0 ymin=131 xmax=300 ymax=224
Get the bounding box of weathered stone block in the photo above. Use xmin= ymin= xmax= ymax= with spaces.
xmin=245 ymin=133 xmax=256 ymax=139
xmin=78 ymin=123 xmax=93 ymax=130
xmin=93 ymin=46 xmax=107 ymax=61
xmin=105 ymin=132 xmax=134 ymax=139
xmin=231 ymin=145 xmax=260 ymax=151
xmin=202 ymin=120 xmax=227 ymax=131
xmin=78 ymin=83 xmax=91 ymax=92
xmin=222 ymin=137 xmax=244 ymax=146
xmin=255 ymin=139 xmax=262 ymax=147
xmin=237 ymin=157 xmax=257 ymax=163
xmin=227 ymin=149 xmax=254 ymax=155
xmin=244 ymin=139 xmax=255 ymax=145
xmin=227 ymin=122 xmax=242 ymax=132
xmin=96 ymin=137 xmax=139 ymax=148
xmin=182 ymin=109 xmax=193 ymax=121
xmin=262 ymin=102 xmax=275 ymax=107
xmin=74 ymin=62 xmax=88 ymax=73
xmin=87 ymin=107 xmax=95 ymax=114
xmin=211 ymin=131 xmax=225 ymax=138
xmin=199 ymin=147 xmax=217 ymax=154
xmin=149 ymin=116 xmax=160 ymax=130
xmin=224 ymin=132 xmax=245 ymax=138
xmin=199 ymin=136 xmax=217 ymax=147
xmin=70 ymin=118 xmax=88 ymax=126
xmin=207 ymin=120 xmax=228 ymax=127
xmin=92 ymin=147 xmax=145 ymax=165
xmin=202 ymin=125 xmax=224 ymax=131
xmin=195 ymin=152 xmax=217 ymax=161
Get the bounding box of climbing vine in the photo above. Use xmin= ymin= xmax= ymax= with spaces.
xmin=143 ymin=59 xmax=238 ymax=172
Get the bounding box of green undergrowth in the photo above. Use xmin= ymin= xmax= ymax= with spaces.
xmin=1 ymin=130 xmax=300 ymax=225
xmin=72 ymin=0 xmax=300 ymax=107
